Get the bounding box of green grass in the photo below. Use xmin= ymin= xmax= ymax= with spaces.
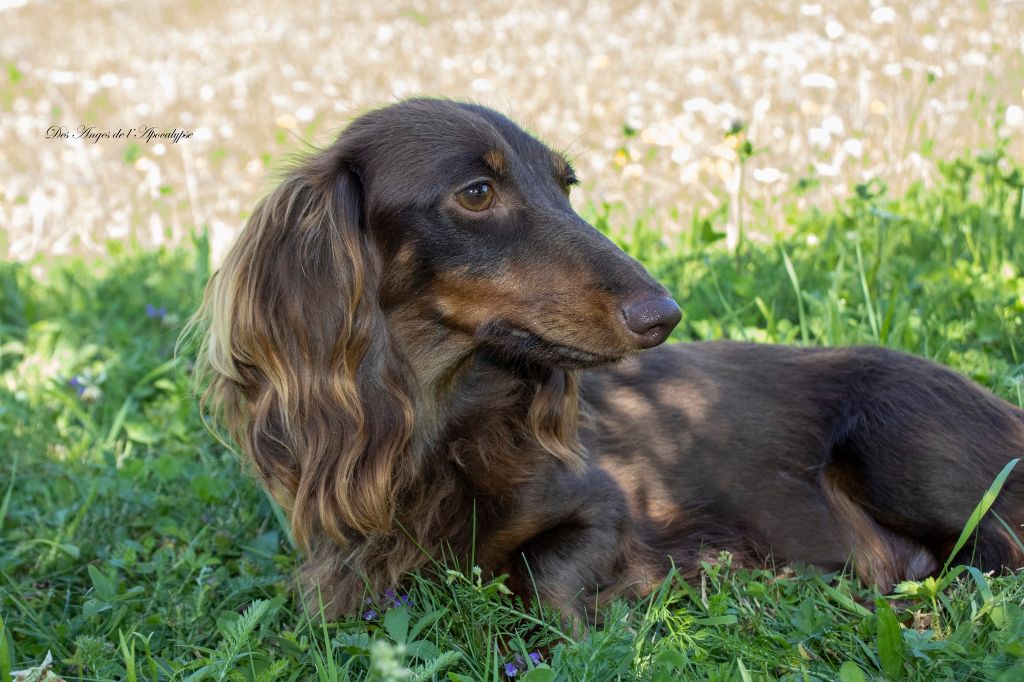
xmin=2 ymin=144 xmax=1024 ymax=681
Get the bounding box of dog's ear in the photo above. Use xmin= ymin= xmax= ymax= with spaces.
xmin=529 ymin=368 xmax=586 ymax=472
xmin=193 ymin=145 xmax=415 ymax=551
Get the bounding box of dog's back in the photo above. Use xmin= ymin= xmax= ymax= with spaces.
xmin=582 ymin=341 xmax=1024 ymax=588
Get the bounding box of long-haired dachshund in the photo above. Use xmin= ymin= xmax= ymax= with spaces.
xmin=193 ymin=98 xmax=1024 ymax=620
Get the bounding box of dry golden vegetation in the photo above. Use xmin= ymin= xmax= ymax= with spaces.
xmin=1 ymin=0 xmax=1022 ymax=264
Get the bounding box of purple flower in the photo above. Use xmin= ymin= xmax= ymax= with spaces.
xmin=69 ymin=377 xmax=85 ymax=396
xmin=506 ymin=652 xmax=540 ymax=675
xmin=362 ymin=609 xmax=377 ymax=621
xmin=383 ymin=588 xmax=412 ymax=607
xmin=145 ymin=304 xmax=167 ymax=319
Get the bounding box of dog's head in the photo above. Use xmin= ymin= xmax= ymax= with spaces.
xmin=320 ymin=99 xmax=680 ymax=369
xmin=191 ymin=99 xmax=678 ymax=551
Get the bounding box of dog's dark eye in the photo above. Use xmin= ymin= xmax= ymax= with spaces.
xmin=455 ymin=182 xmax=495 ymax=212
xmin=563 ymin=174 xmax=579 ymax=196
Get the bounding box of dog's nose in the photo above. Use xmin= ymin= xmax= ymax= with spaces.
xmin=622 ymin=296 xmax=682 ymax=348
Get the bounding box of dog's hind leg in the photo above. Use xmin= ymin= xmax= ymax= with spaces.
xmin=820 ymin=469 xmax=938 ymax=589
xmin=822 ymin=352 xmax=1024 ymax=578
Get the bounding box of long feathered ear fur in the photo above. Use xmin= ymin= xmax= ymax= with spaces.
xmin=185 ymin=113 xmax=589 ymax=615
xmin=190 ymin=147 xmax=415 ymax=555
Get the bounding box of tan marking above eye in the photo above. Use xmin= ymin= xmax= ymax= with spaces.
xmin=482 ymin=150 xmax=508 ymax=175
xmin=455 ymin=182 xmax=495 ymax=212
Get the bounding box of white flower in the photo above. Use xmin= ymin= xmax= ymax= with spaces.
xmin=808 ymin=127 xmax=831 ymax=149
xmin=800 ymin=73 xmax=837 ymax=90
xmin=822 ymin=115 xmax=845 ymax=136
xmin=1005 ymin=105 xmax=1024 ymax=128
xmin=81 ymin=385 xmax=103 ymax=403
xmin=871 ymin=6 xmax=896 ymax=23
xmin=825 ymin=21 xmax=845 ymax=39
xmin=843 ymin=138 xmax=864 ymax=158
xmin=753 ymin=167 xmax=782 ymax=184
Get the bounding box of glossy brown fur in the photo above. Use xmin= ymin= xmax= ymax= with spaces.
xmin=192 ymin=99 xmax=1024 ymax=620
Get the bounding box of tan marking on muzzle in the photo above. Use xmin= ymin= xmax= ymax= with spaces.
xmin=430 ymin=264 xmax=632 ymax=354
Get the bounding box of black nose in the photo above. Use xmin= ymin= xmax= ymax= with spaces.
xmin=622 ymin=296 xmax=682 ymax=348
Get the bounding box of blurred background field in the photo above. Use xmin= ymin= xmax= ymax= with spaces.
xmin=3 ymin=1 xmax=1024 ymax=680
xmin=1 ymin=0 xmax=1022 ymax=264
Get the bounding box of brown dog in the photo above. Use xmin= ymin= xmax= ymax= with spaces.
xmin=192 ymin=98 xmax=1024 ymax=619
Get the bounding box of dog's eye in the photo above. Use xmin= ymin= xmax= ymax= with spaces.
xmin=455 ymin=182 xmax=495 ymax=212
xmin=564 ymin=175 xmax=579 ymax=196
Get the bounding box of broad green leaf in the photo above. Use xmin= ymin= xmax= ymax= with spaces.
xmin=875 ymin=598 xmax=905 ymax=681
xmin=87 ymin=564 xmax=117 ymax=601
xmin=384 ymin=606 xmax=410 ymax=645
xmin=838 ymin=661 xmax=868 ymax=682
xmin=124 ymin=420 xmax=159 ymax=445
xmin=521 ymin=666 xmax=555 ymax=682
xmin=652 ymin=647 xmax=687 ymax=682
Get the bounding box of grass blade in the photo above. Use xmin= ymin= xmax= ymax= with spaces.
xmin=991 ymin=510 xmax=1024 ymax=556
xmin=0 ymin=614 xmax=12 ymax=682
xmin=0 ymin=453 xmax=16 ymax=535
xmin=854 ymin=240 xmax=880 ymax=343
xmin=780 ymin=246 xmax=809 ymax=345
xmin=942 ymin=458 xmax=1020 ymax=573
xmin=119 ymin=630 xmax=138 ymax=682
